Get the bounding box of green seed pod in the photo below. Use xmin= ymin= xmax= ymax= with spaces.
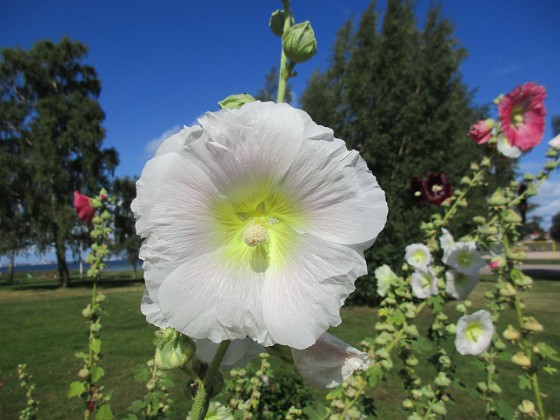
xmin=218 ymin=93 xmax=255 ymax=110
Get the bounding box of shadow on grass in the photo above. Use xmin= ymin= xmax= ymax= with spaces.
xmin=0 ymin=272 xmax=145 ymax=291
xmin=521 ymin=267 xmax=560 ymax=281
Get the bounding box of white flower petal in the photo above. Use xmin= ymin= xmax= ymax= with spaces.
xmin=140 ymin=289 xmax=170 ymax=329
xmin=455 ymin=310 xmax=494 ymax=355
xmin=261 ymin=234 xmax=366 ymax=349
xmin=445 ymin=270 xmax=479 ymax=300
xmin=282 ymin=136 xmax=387 ymax=249
xmin=155 ymin=125 xmax=203 ymax=157
xmin=444 ymin=242 xmax=485 ymax=276
xmin=410 ymin=267 xmax=438 ymax=299
xmin=549 ymin=133 xmax=560 ymax=150
xmin=439 ymin=228 xmax=455 ymax=260
xmin=292 ymin=333 xmax=369 ymax=388
xmin=195 ymin=339 xmax=264 ymax=369
xmin=497 ymin=134 xmax=522 ymax=158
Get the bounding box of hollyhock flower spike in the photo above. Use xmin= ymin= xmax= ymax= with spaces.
xmin=292 ymin=333 xmax=369 ymax=388
xmin=498 ymin=82 xmax=546 ymax=151
xmin=73 ymin=191 xmax=96 ymax=223
xmin=422 ymin=173 xmax=452 ymax=206
xmin=132 ymin=101 xmax=388 ymax=350
xmin=469 ymin=119 xmax=494 ymax=145
xmin=455 ymin=310 xmax=494 ymax=356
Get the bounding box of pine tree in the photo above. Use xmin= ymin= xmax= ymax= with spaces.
xmin=300 ymin=0 xmax=500 ymax=303
xmin=0 ymin=38 xmax=118 ymax=287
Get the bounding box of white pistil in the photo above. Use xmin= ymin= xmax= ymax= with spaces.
xmin=243 ymin=223 xmax=269 ymax=247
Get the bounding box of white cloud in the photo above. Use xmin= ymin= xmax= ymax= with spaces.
xmin=144 ymin=125 xmax=182 ymax=157
xmin=493 ymin=64 xmax=520 ymax=76
xmin=530 ymin=176 xmax=560 ymax=230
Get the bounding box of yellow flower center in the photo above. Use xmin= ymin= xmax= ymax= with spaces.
xmin=210 ymin=178 xmax=305 ymax=272
xmin=465 ymin=321 xmax=483 ymax=343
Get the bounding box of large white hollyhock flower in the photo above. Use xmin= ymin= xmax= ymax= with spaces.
xmin=444 ymin=241 xmax=485 ymax=277
xmin=133 ymin=101 xmax=388 ymax=350
xmin=445 ymin=270 xmax=479 ymax=300
xmin=455 ymin=310 xmax=494 ymax=355
xmin=405 ymin=243 xmax=432 ymax=269
xmin=410 ymin=267 xmax=438 ymax=299
xmin=292 ymin=333 xmax=369 ymax=388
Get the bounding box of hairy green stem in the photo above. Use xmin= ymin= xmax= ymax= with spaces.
xmin=531 ymin=372 xmax=546 ymax=419
xmin=276 ymin=0 xmax=292 ymax=103
xmin=189 ymin=340 xmax=231 ymax=420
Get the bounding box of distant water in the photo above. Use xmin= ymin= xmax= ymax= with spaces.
xmin=0 ymin=259 xmax=141 ymax=274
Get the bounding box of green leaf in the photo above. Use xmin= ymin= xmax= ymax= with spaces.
xmin=518 ymin=375 xmax=532 ymax=390
xmin=543 ymin=365 xmax=557 ymax=375
xmin=497 ymin=351 xmax=513 ymax=362
xmin=389 ymin=310 xmax=406 ymax=326
xmin=495 ymin=400 xmax=513 ymax=419
xmin=90 ymin=365 xmax=105 ymax=383
xmin=411 ymin=336 xmax=433 ymax=354
xmin=91 ymin=338 xmax=102 ymax=354
xmin=74 ymin=351 xmax=89 ymax=360
xmin=325 ymin=387 xmax=342 ymax=400
xmin=96 ymin=403 xmax=114 ymax=420
xmin=367 ymin=365 xmax=384 ymax=387
xmin=302 ymin=404 xmax=328 ymax=420
xmin=68 ymin=381 xmax=86 ymax=398
xmin=536 ymin=342 xmax=560 ymax=361
xmin=133 ymin=366 xmax=150 ymax=382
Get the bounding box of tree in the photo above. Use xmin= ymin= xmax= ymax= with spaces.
xmin=300 ymin=0 xmax=501 ymax=303
xmin=550 ymin=213 xmax=560 ymax=243
xmin=0 ymin=37 xmax=118 ymax=287
xmin=112 ymin=176 xmax=141 ymax=278
xmin=255 ymin=67 xmax=293 ymax=104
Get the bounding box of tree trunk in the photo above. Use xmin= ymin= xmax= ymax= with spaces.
xmin=7 ymin=250 xmax=15 ymax=285
xmin=55 ymin=236 xmax=70 ymax=288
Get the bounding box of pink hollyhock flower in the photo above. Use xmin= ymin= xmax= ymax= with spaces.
xmin=73 ymin=191 xmax=95 ymax=223
xmin=498 ymin=82 xmax=546 ymax=151
xmin=469 ymin=120 xmax=492 ymax=145
xmin=422 ymin=173 xmax=452 ymax=206
xmin=488 ymin=259 xmax=500 ymax=271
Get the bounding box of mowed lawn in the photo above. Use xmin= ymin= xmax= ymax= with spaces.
xmin=1 ymin=274 xmax=559 ymax=419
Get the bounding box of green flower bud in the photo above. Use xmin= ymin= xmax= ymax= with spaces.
xmin=405 ymin=325 xmax=419 ymax=338
xmin=218 ymin=93 xmax=255 ymax=110
xmin=78 ymin=368 xmax=90 ymax=378
xmin=487 ymin=190 xmax=508 ymax=206
xmin=472 ymin=216 xmax=486 ymax=225
xmin=544 ymin=159 xmax=558 ymax=170
xmin=488 ymin=382 xmax=502 ymax=395
xmin=518 ymin=400 xmax=536 ymax=415
xmin=546 ymin=148 xmax=559 ymax=158
xmin=405 ymin=356 xmax=418 ymax=367
xmin=421 ymin=386 xmax=435 ymax=399
xmin=445 ymin=323 xmax=457 ymax=334
xmin=481 ymin=157 xmax=491 ymax=167
xmin=522 ymin=316 xmax=544 ymax=333
xmin=101 ymin=210 xmax=111 ymax=221
xmin=411 ymin=389 xmax=423 ymax=400
xmin=493 ymin=339 xmax=506 ymax=350
xmin=499 ymin=283 xmax=517 ymax=297
xmin=402 ymin=399 xmax=414 ymax=409
xmin=476 ymin=381 xmax=487 ymax=392
xmin=460 ymin=176 xmax=471 ymax=186
xmin=431 ymin=401 xmax=447 ymax=415
xmin=511 ymin=352 xmax=531 ymax=368
xmin=282 ymin=21 xmax=317 ymax=63
xmin=434 ymin=372 xmax=451 ymax=387
xmin=503 ymin=209 xmax=522 ymax=224
xmin=154 ymin=328 xmax=196 ymax=370
xmin=470 ymin=162 xmax=480 ymax=171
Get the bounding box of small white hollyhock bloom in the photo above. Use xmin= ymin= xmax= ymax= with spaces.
xmin=439 ymin=228 xmax=455 ymax=261
xmin=445 ymin=270 xmax=479 ymax=300
xmin=375 ymin=264 xmax=398 ymax=297
xmin=405 ymin=243 xmax=432 ymax=269
xmin=410 ymin=267 xmax=438 ymax=299
xmin=292 ymin=333 xmax=369 ymax=388
xmin=549 ymin=133 xmax=560 ymax=150
xmin=444 ymin=241 xmax=485 ymax=276
xmin=455 ymin=310 xmax=494 ymax=355
xmin=496 ymin=134 xmax=522 ymax=158
xmin=133 ymin=101 xmax=388 ymax=350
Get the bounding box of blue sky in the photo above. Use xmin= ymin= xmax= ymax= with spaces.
xmin=1 ymin=1 xmax=559 ymax=263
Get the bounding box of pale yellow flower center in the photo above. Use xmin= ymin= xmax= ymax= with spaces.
xmin=465 ymin=321 xmax=483 ymax=343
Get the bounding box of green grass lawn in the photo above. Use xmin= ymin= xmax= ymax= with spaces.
xmin=0 ymin=274 xmax=559 ymax=419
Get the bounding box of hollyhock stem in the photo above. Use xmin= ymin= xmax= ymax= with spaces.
xmin=190 ymin=340 xmax=231 ymax=420
xmin=531 ymin=373 xmax=546 ymax=419
xmin=277 ymin=0 xmax=293 ymax=103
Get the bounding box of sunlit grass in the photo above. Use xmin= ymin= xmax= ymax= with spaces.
xmin=1 ymin=275 xmax=559 ymax=418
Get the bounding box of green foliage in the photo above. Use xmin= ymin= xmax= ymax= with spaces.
xmin=300 ymin=0 xmax=511 ymax=303
xmin=550 ymin=212 xmax=560 ymax=242
xmin=0 ymin=37 xmax=118 ymax=287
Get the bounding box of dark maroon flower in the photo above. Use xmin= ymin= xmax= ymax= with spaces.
xmin=422 ymin=173 xmax=452 ymax=206
xmin=73 ymin=191 xmax=96 ymax=223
